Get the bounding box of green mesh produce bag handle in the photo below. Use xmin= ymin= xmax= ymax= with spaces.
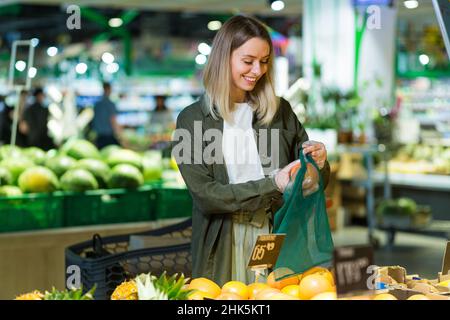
xmin=272 ymin=148 xmax=334 ymax=280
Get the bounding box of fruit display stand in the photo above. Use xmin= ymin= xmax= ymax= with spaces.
xmin=0 ymin=217 xmax=186 ymax=300
xmin=149 ymin=182 xmax=193 ymax=220
xmin=0 ymin=192 xmax=65 ymax=233
xmin=64 ymin=185 xmax=156 ymax=227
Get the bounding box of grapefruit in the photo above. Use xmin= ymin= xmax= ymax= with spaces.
xmin=281 ymin=285 xmax=301 ymax=299
xmin=302 ymin=266 xmax=335 ymax=286
xmin=222 ymin=281 xmax=249 ymax=300
xmin=187 ymin=278 xmax=221 ymax=299
xmin=215 ymin=293 xmax=243 ymax=300
xmin=407 ymin=294 xmax=430 ymax=300
xmin=373 ymin=293 xmax=398 ymax=300
xmin=267 ymin=271 xmax=299 ymax=290
xmin=298 ymin=274 xmax=335 ymax=300
xmin=311 ymin=291 xmax=337 ymax=300
xmin=247 ymin=283 xmax=271 ymax=300
xmin=254 ymin=288 xmax=281 ymax=300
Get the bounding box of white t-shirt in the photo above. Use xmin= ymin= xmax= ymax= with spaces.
xmin=222 ymin=102 xmax=265 ymax=184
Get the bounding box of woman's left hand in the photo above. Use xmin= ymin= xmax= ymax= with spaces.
xmin=302 ymin=141 xmax=327 ymax=169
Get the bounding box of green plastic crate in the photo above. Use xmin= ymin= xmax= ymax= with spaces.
xmin=63 ymin=185 xmax=155 ymax=227
xmin=153 ymin=185 xmax=193 ymax=220
xmin=0 ymin=192 xmax=65 ymax=233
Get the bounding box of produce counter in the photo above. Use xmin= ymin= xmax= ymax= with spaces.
xmin=0 ymin=218 xmax=186 ymax=300
xmin=0 ymin=183 xmax=192 ymax=233
xmin=373 ymin=172 xmax=450 ymax=221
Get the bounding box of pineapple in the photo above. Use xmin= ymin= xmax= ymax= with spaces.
xmin=43 ymin=285 xmax=96 ymax=300
xmin=111 ymin=280 xmax=138 ymax=300
xmin=15 ymin=290 xmax=44 ymax=300
xmin=136 ymin=273 xmax=168 ymax=300
xmin=132 ymin=272 xmax=193 ymax=300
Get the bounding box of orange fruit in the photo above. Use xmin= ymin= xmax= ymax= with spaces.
xmin=373 ymin=293 xmax=398 ymax=300
xmin=188 ymin=291 xmax=207 ymax=300
xmin=188 ymin=278 xmax=221 ymax=299
xmin=311 ymin=291 xmax=337 ymax=300
xmin=222 ymin=281 xmax=249 ymax=300
xmin=289 ymin=163 xmax=300 ymax=180
xmin=302 ymin=267 xmax=335 ymax=286
xmin=215 ymin=292 xmax=243 ymax=300
xmin=254 ymin=288 xmax=281 ymax=300
xmin=407 ymin=294 xmax=430 ymax=300
xmin=298 ymin=274 xmax=334 ymax=300
xmin=281 ymin=285 xmax=301 ymax=299
xmin=247 ymin=283 xmax=271 ymax=300
xmin=267 ymin=271 xmax=299 ymax=290
xmin=267 ymin=292 xmax=300 ymax=300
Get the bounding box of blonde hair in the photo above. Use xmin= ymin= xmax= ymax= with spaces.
xmin=203 ymin=15 xmax=279 ymax=126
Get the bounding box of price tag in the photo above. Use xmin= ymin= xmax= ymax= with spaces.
xmin=441 ymin=241 xmax=450 ymax=276
xmin=333 ymin=245 xmax=375 ymax=297
xmin=247 ymin=234 xmax=286 ymax=270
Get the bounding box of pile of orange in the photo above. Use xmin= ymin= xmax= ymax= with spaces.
xmin=186 ymin=266 xmax=337 ymax=300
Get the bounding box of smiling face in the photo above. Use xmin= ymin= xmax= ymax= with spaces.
xmin=230 ymin=37 xmax=271 ymax=103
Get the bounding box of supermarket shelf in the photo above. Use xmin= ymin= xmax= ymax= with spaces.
xmin=373 ymin=172 xmax=450 ymax=191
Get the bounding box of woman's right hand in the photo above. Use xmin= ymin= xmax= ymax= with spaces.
xmin=273 ymin=160 xmax=300 ymax=193
xmin=274 ymin=159 xmax=319 ymax=195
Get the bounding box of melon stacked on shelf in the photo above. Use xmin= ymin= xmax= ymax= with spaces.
xmin=0 ymin=139 xmax=172 ymax=196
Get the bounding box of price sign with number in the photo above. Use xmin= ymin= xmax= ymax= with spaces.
xmin=333 ymin=245 xmax=375 ymax=297
xmin=247 ymin=234 xmax=286 ymax=270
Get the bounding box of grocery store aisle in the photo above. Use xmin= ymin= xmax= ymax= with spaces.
xmin=332 ymin=227 xmax=448 ymax=279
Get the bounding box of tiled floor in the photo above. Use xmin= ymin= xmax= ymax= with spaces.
xmin=332 ymin=227 xmax=448 ymax=279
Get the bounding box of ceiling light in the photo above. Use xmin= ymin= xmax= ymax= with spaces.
xmin=101 ymin=52 xmax=115 ymax=64
xmin=15 ymin=60 xmax=26 ymax=72
xmin=28 ymin=67 xmax=37 ymax=78
xmin=271 ymin=0 xmax=285 ymax=11
xmin=31 ymin=38 xmax=39 ymax=47
xmin=106 ymin=62 xmax=119 ymax=74
xmin=198 ymin=43 xmax=211 ymax=56
xmin=195 ymin=54 xmax=207 ymax=65
xmin=207 ymin=20 xmax=222 ymax=31
xmin=47 ymin=46 xmax=58 ymax=57
xmin=404 ymin=0 xmax=419 ymax=9
xmin=109 ymin=18 xmax=123 ymax=28
xmin=419 ymin=54 xmax=430 ymax=65
xmin=75 ymin=62 xmax=88 ymax=74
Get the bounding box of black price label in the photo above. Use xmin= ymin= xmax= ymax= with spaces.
xmin=248 ymin=234 xmax=286 ymax=269
xmin=333 ymin=245 xmax=375 ymax=297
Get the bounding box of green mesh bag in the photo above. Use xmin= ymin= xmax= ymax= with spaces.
xmin=272 ymin=149 xmax=334 ymax=280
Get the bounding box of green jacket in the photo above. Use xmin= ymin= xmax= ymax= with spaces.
xmin=173 ymin=95 xmax=330 ymax=286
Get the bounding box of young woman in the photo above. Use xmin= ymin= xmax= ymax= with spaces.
xmin=173 ymin=15 xmax=330 ymax=286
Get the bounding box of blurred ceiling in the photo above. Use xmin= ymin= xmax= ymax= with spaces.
xmin=2 ymin=0 xmax=303 ymax=16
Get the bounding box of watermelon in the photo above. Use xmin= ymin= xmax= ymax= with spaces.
xmin=45 ymin=155 xmax=77 ymax=177
xmin=0 ymin=167 xmax=13 ymax=186
xmin=0 ymin=145 xmax=22 ymax=161
xmin=100 ymin=145 xmax=121 ymax=159
xmin=0 ymin=185 xmax=23 ymax=197
xmin=108 ymin=164 xmax=144 ymax=189
xmin=74 ymin=159 xmax=110 ymax=188
xmin=18 ymin=166 xmax=59 ymax=193
xmin=142 ymin=151 xmax=163 ymax=182
xmin=23 ymin=147 xmax=47 ymax=165
xmin=0 ymin=158 xmax=34 ymax=185
xmin=61 ymin=139 xmax=100 ymax=160
xmin=107 ymin=149 xmax=143 ymax=171
xmin=60 ymin=168 xmax=99 ymax=192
